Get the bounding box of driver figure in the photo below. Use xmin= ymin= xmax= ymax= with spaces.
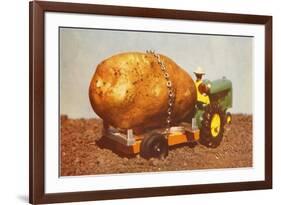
xmin=193 ymin=67 xmax=210 ymax=105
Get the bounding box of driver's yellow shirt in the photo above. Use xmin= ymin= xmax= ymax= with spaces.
xmin=195 ymin=80 xmax=210 ymax=104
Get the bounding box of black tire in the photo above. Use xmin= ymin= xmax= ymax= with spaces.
xmin=200 ymin=104 xmax=225 ymax=148
xmin=140 ymin=133 xmax=168 ymax=159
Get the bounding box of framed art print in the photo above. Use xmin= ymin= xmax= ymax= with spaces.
xmin=29 ymin=1 xmax=272 ymax=204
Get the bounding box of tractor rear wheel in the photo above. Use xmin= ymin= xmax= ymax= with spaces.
xmin=200 ymin=104 xmax=225 ymax=148
xmin=140 ymin=133 xmax=168 ymax=159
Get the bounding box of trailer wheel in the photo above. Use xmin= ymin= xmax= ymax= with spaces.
xmin=140 ymin=133 xmax=168 ymax=159
xmin=200 ymin=104 xmax=225 ymax=148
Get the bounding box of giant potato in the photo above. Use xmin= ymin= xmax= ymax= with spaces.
xmin=89 ymin=52 xmax=196 ymax=132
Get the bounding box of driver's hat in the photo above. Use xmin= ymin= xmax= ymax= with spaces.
xmin=194 ymin=66 xmax=205 ymax=75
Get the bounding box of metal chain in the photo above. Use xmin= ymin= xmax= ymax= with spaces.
xmin=146 ymin=50 xmax=175 ymax=132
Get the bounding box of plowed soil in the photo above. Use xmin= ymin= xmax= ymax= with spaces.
xmin=60 ymin=114 xmax=252 ymax=176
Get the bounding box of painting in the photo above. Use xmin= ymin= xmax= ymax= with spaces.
xmin=59 ymin=27 xmax=253 ymax=176
xmin=30 ymin=1 xmax=272 ymax=203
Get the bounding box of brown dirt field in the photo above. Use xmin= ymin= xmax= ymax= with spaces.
xmin=60 ymin=114 xmax=252 ymax=176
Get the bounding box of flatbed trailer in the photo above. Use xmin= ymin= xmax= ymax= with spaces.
xmin=102 ymin=121 xmax=200 ymax=158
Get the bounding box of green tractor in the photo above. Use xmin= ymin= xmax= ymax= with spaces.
xmin=193 ymin=76 xmax=232 ymax=148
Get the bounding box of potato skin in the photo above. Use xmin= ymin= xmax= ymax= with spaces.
xmin=89 ymin=52 xmax=196 ymax=132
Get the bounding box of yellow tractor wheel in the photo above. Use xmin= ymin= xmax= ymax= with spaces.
xmin=226 ymin=112 xmax=232 ymax=124
xmin=200 ymin=104 xmax=225 ymax=148
xmin=210 ymin=113 xmax=221 ymax=138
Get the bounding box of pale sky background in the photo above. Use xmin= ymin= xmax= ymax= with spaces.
xmin=60 ymin=27 xmax=253 ymax=119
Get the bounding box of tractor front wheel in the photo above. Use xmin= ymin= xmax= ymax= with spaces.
xmin=225 ymin=112 xmax=232 ymax=124
xmin=200 ymin=104 xmax=225 ymax=148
